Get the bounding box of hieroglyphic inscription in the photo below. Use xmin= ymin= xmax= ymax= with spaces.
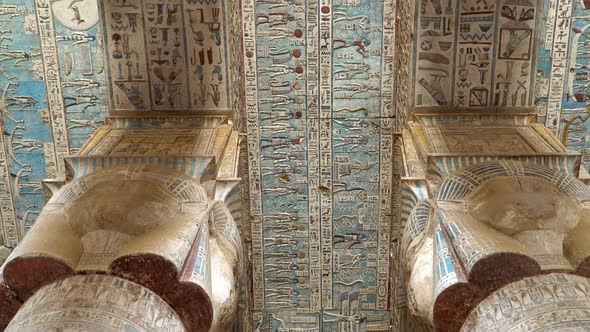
xmin=319 ymin=0 xmax=333 ymax=310
xmin=538 ymin=1 xmax=590 ymax=173
xmin=101 ymin=0 xmax=230 ymax=111
xmin=242 ymin=0 xmax=265 ymax=309
xmin=247 ymin=0 xmax=394 ymax=328
xmin=6 ymin=275 xmax=183 ymax=331
xmin=463 ymin=273 xmax=590 ymax=331
xmin=414 ymin=0 xmax=541 ymax=108
xmin=0 ymin=124 xmax=18 ymax=247
xmin=307 ymin=0 xmax=321 ymax=313
xmin=35 ymin=0 xmax=70 ymax=177
xmin=376 ymin=0 xmax=396 ymax=310
xmin=545 ymin=0 xmax=573 ymax=133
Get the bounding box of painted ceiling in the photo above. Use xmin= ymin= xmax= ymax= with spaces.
xmin=0 ymin=0 xmax=590 ymax=331
xmin=0 ymin=0 xmax=107 ymax=248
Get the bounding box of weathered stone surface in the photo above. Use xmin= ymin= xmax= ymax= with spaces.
xmin=3 ymin=256 xmax=74 ymax=300
xmin=0 ymin=279 xmax=20 ymax=331
xmin=402 ymin=119 xmax=590 ymax=331
xmin=462 ymin=273 xmax=590 ymax=331
xmin=5 ymin=275 xmax=184 ymax=332
xmin=0 ymin=113 xmax=243 ymax=331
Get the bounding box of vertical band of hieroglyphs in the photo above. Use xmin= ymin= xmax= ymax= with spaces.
xmin=246 ymin=0 xmax=393 ymax=328
xmin=101 ymin=0 xmax=229 ymax=111
xmin=241 ymin=0 xmax=264 ymax=310
xmin=545 ymin=1 xmax=573 ymax=133
xmin=35 ymin=0 xmax=70 ymax=177
xmin=319 ymin=0 xmax=334 ymax=311
xmin=0 ymin=113 xmax=18 ymax=247
xmin=377 ymin=0 xmax=396 ymax=310
xmin=542 ymin=2 xmax=590 ymax=173
xmin=307 ymin=0 xmax=321 ymax=314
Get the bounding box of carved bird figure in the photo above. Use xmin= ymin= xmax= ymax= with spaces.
xmin=71 ymin=6 xmax=85 ymax=25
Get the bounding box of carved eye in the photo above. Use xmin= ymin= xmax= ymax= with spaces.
xmin=471 ymin=62 xmax=489 ymax=69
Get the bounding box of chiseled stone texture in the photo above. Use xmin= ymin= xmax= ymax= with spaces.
xmin=462 ymin=273 xmax=590 ymax=331
xmin=5 ymin=274 xmax=184 ymax=332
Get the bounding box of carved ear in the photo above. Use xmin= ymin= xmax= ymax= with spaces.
xmin=209 ymin=201 xmax=242 ymax=262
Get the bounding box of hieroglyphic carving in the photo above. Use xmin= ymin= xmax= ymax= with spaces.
xmin=494 ymin=0 xmax=537 ymax=107
xmin=241 ymin=0 xmax=265 ymax=310
xmin=539 ymin=1 xmax=590 ymax=174
xmin=0 ymin=112 xmax=18 ymax=247
xmin=0 ymin=1 xmax=53 ymax=244
xmin=319 ymin=0 xmax=333 ymax=311
xmin=142 ymin=0 xmax=189 ymax=110
xmin=5 ymin=275 xmax=184 ymax=332
xmin=306 ymin=0 xmax=321 ymax=313
xmin=462 ymin=273 xmax=590 ymax=331
xmin=413 ymin=0 xmax=541 ymax=108
xmin=0 ymin=0 xmax=107 ymax=243
xmin=377 ymin=117 xmax=394 ymax=310
xmin=545 ymin=0 xmax=573 ymax=132
xmin=101 ymin=0 xmax=150 ymax=110
xmin=225 ymin=0 xmax=245 ymax=128
xmin=34 ymin=0 xmax=70 ymax=176
xmin=377 ymin=8 xmax=396 ymax=307
xmin=245 ymin=0 xmax=395 ymax=327
xmin=394 ymin=0 xmax=413 ymax=129
xmin=100 ymin=0 xmax=231 ymax=111
xmin=183 ymin=0 xmax=229 ymax=110
xmin=414 ymin=0 xmax=455 ymax=107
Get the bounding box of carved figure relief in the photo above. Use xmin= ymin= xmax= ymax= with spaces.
xmin=404 ymin=160 xmax=590 ymax=331
xmin=414 ymin=0 xmax=539 ymax=108
xmin=0 ymin=163 xmax=243 ymax=331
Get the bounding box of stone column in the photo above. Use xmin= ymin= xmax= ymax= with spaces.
xmin=462 ymin=273 xmax=590 ymax=331
xmin=0 ymin=115 xmax=244 ymax=331
xmin=399 ymin=112 xmax=590 ymax=331
xmin=6 ymin=275 xmax=184 ymax=332
xmin=0 ymin=0 xmax=245 ymax=328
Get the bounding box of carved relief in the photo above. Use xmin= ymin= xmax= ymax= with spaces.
xmin=413 ymin=0 xmax=540 ymax=108
xmin=243 ymin=0 xmax=395 ymax=327
xmin=404 ymin=160 xmax=590 ymax=331
xmin=100 ymin=0 xmax=230 ymax=111
xmin=1 ymin=156 xmax=243 ymax=330
xmin=462 ymin=273 xmax=590 ymax=331
xmin=5 ymin=275 xmax=184 ymax=332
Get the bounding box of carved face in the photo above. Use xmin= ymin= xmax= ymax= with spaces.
xmin=466 ymin=176 xmax=581 ymax=236
xmin=65 ymin=179 xmax=180 ymax=236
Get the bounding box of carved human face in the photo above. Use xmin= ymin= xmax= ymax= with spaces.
xmin=466 ymin=176 xmax=581 ymax=236
xmin=65 ymin=179 xmax=180 ymax=235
